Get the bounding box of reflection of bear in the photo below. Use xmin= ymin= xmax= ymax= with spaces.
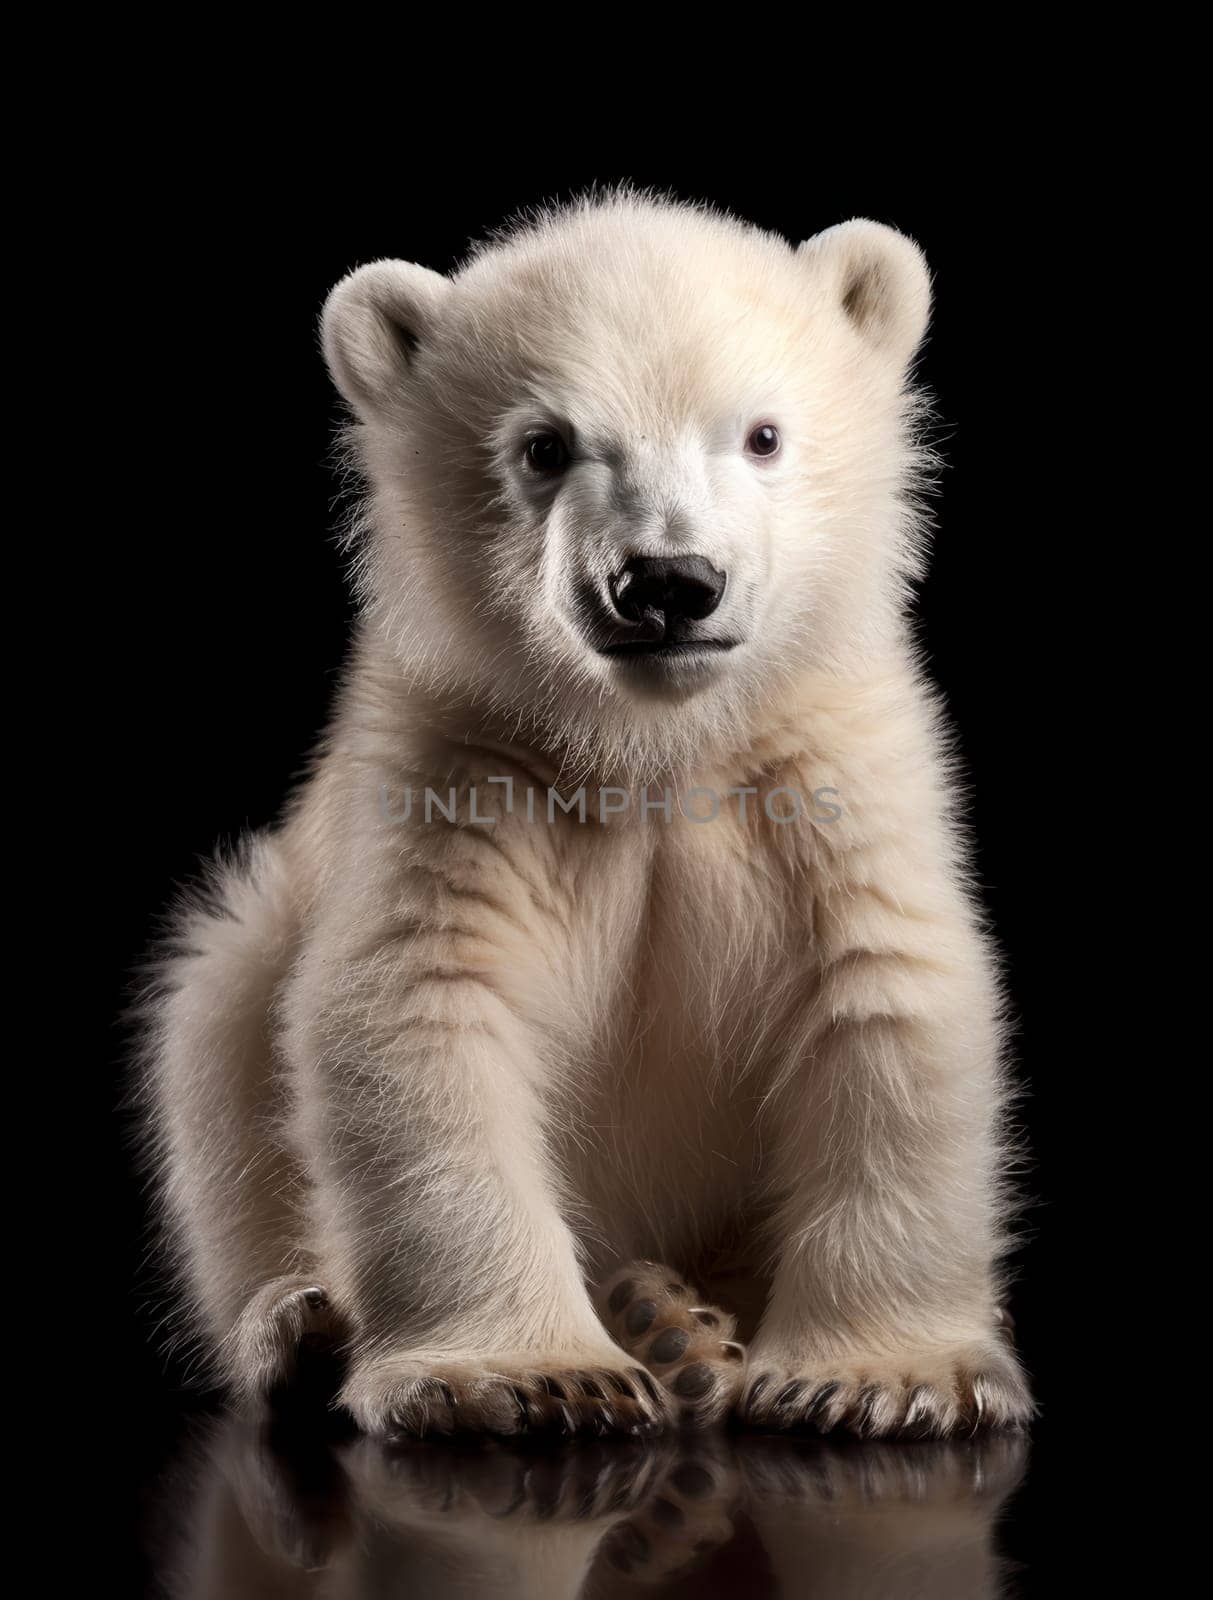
xmin=144 ymin=192 xmax=1032 ymax=1440
xmin=156 ymin=1414 xmax=1027 ymax=1598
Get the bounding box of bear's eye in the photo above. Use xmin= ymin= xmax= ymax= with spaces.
xmin=746 ymin=424 xmax=781 ymax=459
xmin=524 ymin=432 xmax=570 ymax=474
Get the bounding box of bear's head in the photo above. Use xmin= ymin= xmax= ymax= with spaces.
xmin=323 ymin=193 xmax=932 ymax=781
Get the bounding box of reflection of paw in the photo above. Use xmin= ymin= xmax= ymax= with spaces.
xmin=362 ymin=1434 xmax=671 ymax=1523
xmin=342 ymin=1349 xmax=671 ymax=1440
xmin=216 ymin=1412 xmax=354 ymax=1573
xmin=231 ymin=1277 xmax=352 ymax=1401
xmin=597 ymin=1262 xmax=746 ymax=1424
xmin=598 ymin=1446 xmax=739 ymax=1583
xmin=739 ymin=1338 xmax=1034 ymax=1438
xmin=735 ymin=1431 xmax=1029 ymax=1511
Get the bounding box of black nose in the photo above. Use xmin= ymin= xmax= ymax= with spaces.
xmin=609 ymin=556 xmax=726 ymax=632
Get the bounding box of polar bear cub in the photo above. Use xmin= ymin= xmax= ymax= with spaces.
xmin=146 ymin=192 xmax=1032 ymax=1440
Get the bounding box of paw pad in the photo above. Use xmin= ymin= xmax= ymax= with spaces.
xmin=596 ymin=1262 xmax=746 ymax=1424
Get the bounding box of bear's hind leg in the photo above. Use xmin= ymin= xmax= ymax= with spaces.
xmin=148 ymin=838 xmax=345 ymax=1402
xmin=228 ymin=1278 xmax=353 ymax=1404
xmin=596 ymin=1263 xmax=746 ymax=1424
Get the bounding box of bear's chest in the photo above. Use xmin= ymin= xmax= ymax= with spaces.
xmin=641 ymin=820 xmax=810 ymax=1059
xmin=554 ymin=805 xmax=820 ymax=1259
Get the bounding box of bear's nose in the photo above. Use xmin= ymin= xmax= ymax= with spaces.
xmin=609 ymin=556 xmax=726 ymax=630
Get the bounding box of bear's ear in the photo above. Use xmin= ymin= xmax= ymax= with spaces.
xmin=798 ymin=220 xmax=931 ymax=369
xmin=321 ymin=260 xmax=450 ymax=418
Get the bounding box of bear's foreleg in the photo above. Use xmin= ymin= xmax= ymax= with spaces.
xmin=741 ymin=882 xmax=1032 ymax=1438
xmin=293 ymin=821 xmax=667 ymax=1440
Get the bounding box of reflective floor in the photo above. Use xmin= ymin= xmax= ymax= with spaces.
xmin=140 ymin=1404 xmax=1036 ymax=1597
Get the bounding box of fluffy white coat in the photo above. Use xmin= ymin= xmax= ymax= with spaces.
xmin=145 ymin=192 xmax=1032 ymax=1440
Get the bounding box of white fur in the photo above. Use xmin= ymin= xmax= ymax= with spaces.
xmin=143 ymin=190 xmax=1032 ymax=1438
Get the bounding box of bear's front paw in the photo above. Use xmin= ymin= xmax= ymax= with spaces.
xmin=739 ymin=1337 xmax=1033 ymax=1438
xmin=342 ymin=1350 xmax=672 ymax=1441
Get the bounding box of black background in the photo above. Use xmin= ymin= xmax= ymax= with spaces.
xmin=95 ymin=155 xmax=1072 ymax=1591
